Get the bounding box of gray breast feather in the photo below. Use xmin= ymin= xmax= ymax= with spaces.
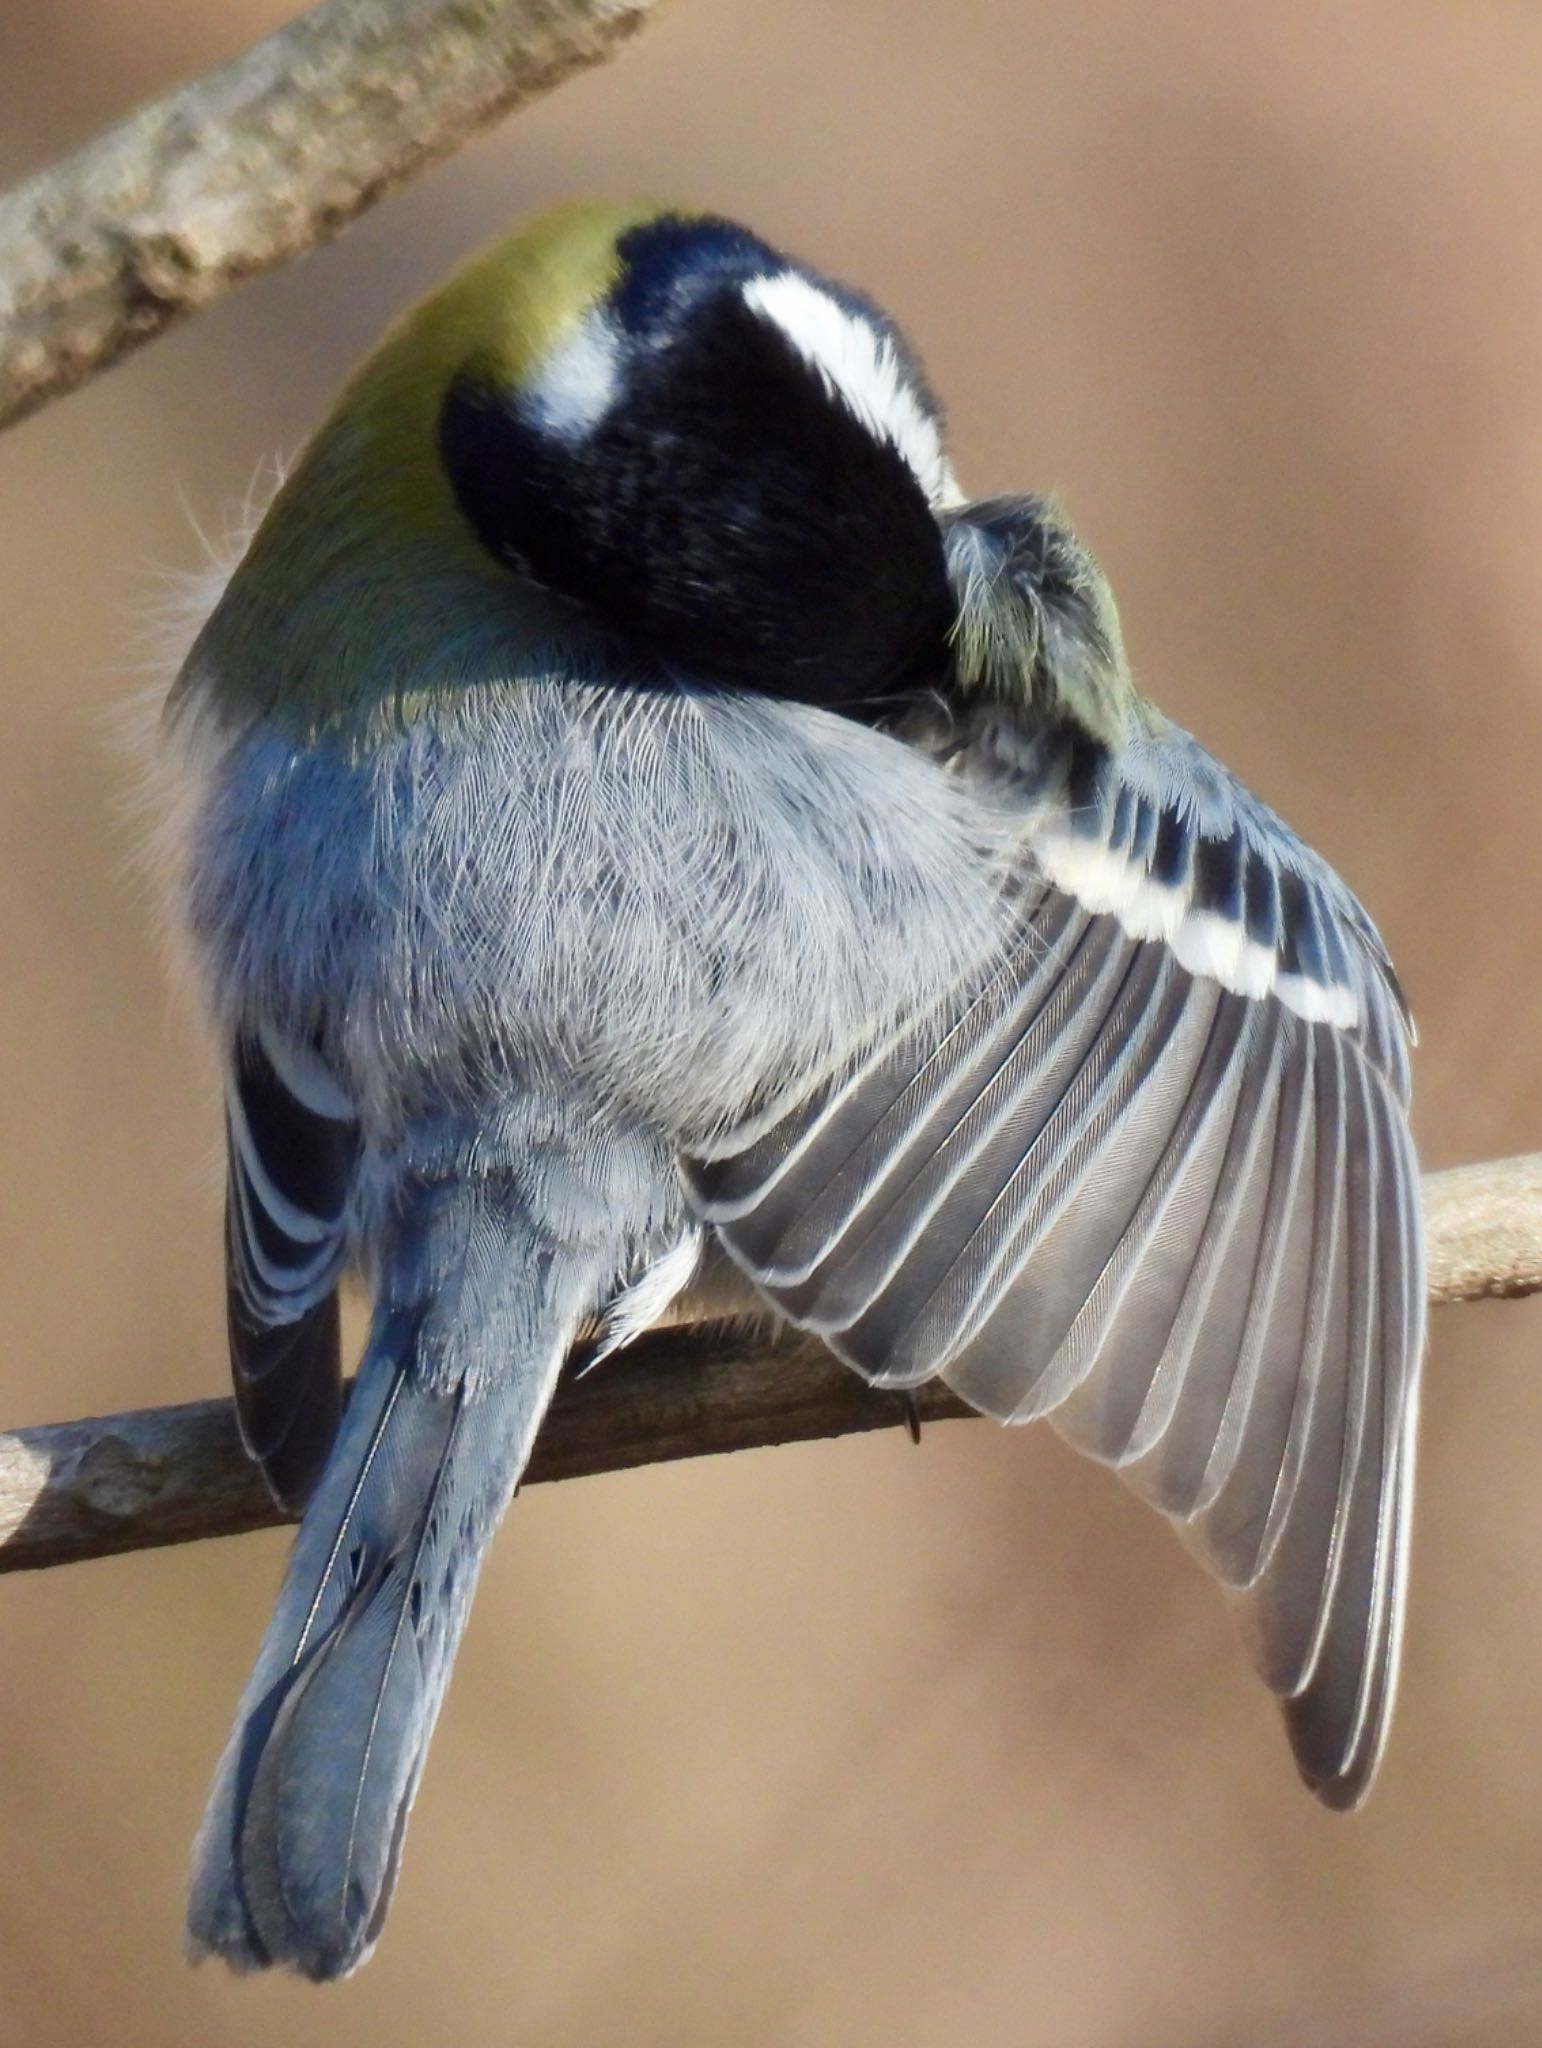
xmin=169 ymin=683 xmax=1016 ymax=1140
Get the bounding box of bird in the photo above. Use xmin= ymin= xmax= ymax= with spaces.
xmin=160 ymin=200 xmax=1424 ymax=1980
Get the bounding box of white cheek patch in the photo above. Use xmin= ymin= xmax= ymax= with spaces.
xmin=1031 ymin=826 xmax=1362 ymax=1028
xmin=524 ymin=310 xmax=623 ymax=439
xmin=741 ymin=271 xmax=959 ymax=507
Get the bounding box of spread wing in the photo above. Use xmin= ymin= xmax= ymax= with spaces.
xmin=225 ymin=1028 xmax=359 ymax=1512
xmin=684 ymin=715 xmax=1424 ymax=1808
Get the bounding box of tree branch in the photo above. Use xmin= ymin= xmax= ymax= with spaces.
xmin=0 ymin=0 xmax=662 ymax=434
xmin=1 ymin=1153 xmax=1537 ymax=1575
xmin=1422 ymin=1151 xmax=1542 ymax=1304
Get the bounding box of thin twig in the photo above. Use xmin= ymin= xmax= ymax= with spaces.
xmin=1 ymin=1153 xmax=1537 ymax=1576
xmin=0 ymin=0 xmax=662 ymax=434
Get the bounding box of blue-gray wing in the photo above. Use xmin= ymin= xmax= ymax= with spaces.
xmin=225 ymin=1028 xmax=360 ymax=1512
xmin=684 ymin=717 xmax=1423 ymax=1808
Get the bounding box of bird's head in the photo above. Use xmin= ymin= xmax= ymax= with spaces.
xmin=200 ymin=201 xmax=967 ymax=726
xmin=189 ymin=201 xmax=1134 ymax=740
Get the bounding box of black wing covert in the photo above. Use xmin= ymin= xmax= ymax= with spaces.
xmin=225 ymin=1029 xmax=360 ymax=1512
xmin=684 ymin=717 xmax=1423 ymax=1808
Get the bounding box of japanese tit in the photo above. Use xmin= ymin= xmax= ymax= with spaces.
xmin=162 ymin=201 xmax=1424 ymax=1980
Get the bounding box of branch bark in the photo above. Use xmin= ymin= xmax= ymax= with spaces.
xmin=0 ymin=0 xmax=662 ymax=434
xmin=1422 ymin=1151 xmax=1542 ymax=1304
xmin=2 ymin=1153 xmax=1538 ymax=1576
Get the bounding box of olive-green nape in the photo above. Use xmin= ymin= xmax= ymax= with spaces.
xmin=293 ymin=196 xmax=690 ymax=553
xmin=183 ymin=200 xmax=698 ymax=733
xmin=360 ymin=197 xmax=681 ymax=402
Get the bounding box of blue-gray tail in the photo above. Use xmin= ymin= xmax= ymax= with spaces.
xmin=187 ymin=1173 xmax=601 ymax=1980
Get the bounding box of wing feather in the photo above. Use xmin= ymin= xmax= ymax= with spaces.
xmin=1079 ymin=1002 xmax=1290 ymax=1476
xmin=838 ymin=935 xmax=1180 ymax=1387
xmin=684 ymin=712 xmax=1422 ymax=1806
xmin=225 ymin=1029 xmax=360 ymax=1512
xmin=941 ymin=968 xmax=1232 ymax=1422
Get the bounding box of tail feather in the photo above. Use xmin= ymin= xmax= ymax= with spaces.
xmin=189 ymin=1191 xmax=595 ymax=1980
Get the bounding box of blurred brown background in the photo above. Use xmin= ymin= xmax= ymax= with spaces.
xmin=2 ymin=2 xmax=1541 ymax=2043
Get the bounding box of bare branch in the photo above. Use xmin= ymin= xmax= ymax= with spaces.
xmin=0 ymin=0 xmax=662 ymax=434
xmin=0 ymin=1322 xmax=970 ymax=1575
xmin=1 ymin=1153 xmax=1537 ymax=1576
xmin=1424 ymin=1151 xmax=1542 ymax=1304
